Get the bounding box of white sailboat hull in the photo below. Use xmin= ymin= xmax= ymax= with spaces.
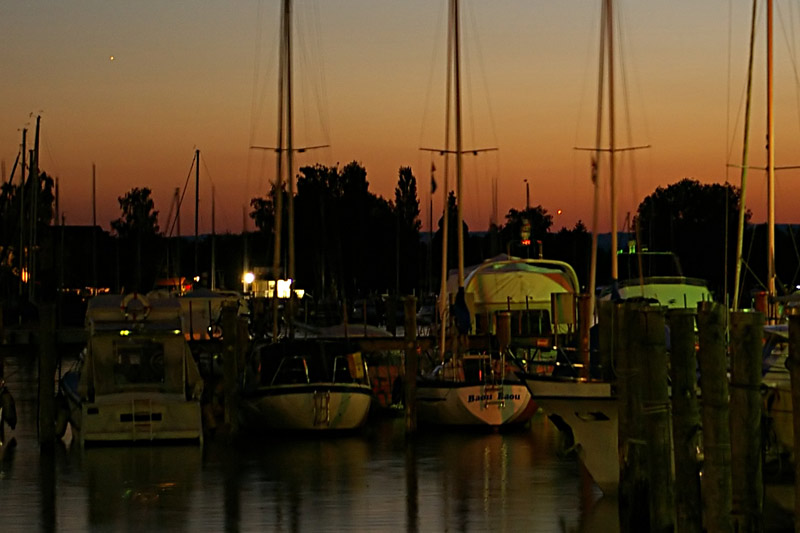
xmin=240 ymin=384 xmax=373 ymax=431
xmin=416 ymin=381 xmax=535 ymax=427
xmin=519 ymin=376 xmax=619 ymax=494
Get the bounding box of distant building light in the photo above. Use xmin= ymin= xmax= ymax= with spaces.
xmin=521 ymin=239 xmax=531 ymax=246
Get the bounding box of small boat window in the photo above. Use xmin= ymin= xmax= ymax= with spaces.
xmin=272 ymin=356 xmax=310 ymax=385
xmin=332 ymin=356 xmax=354 ymax=383
xmin=113 ymin=340 xmax=165 ymax=385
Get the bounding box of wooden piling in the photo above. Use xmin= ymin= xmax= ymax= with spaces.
xmin=221 ymin=302 xmax=240 ymax=437
xmin=785 ymin=307 xmax=800 ymax=529
xmin=729 ymin=309 xmax=764 ymax=532
xmin=577 ymin=294 xmax=591 ymax=378
xmin=696 ymin=301 xmax=732 ymax=533
xmin=638 ymin=306 xmax=674 ymax=532
xmin=666 ymin=308 xmax=702 ymax=533
xmin=617 ymin=301 xmax=649 ymax=531
xmin=597 ymin=300 xmax=615 ymax=381
xmin=403 ymin=296 xmax=418 ymax=435
xmin=37 ymin=304 xmax=56 ymax=448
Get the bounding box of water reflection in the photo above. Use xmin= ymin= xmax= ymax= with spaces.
xmin=0 ymin=354 xmax=619 ymax=532
xmin=81 ymin=445 xmax=202 ymax=530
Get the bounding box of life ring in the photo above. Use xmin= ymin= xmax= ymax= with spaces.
xmin=120 ymin=292 xmax=151 ymax=320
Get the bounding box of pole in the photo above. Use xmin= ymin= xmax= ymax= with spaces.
xmin=617 ymin=302 xmax=649 ymax=531
xmin=222 ymin=302 xmax=239 ymax=437
xmin=607 ymin=0 xmax=618 ymax=281
xmin=404 ymin=296 xmax=418 ymax=435
xmin=697 ymin=301 xmax=732 ymax=533
xmin=18 ymin=128 xmax=26 ymax=301
xmin=194 ymin=148 xmax=200 ymax=282
xmin=38 ymin=304 xmax=56 ymax=448
xmin=211 ymin=185 xmax=216 ymax=291
xmin=453 ymin=0 xmax=464 ymax=288
xmin=92 ymin=163 xmax=97 ymax=291
xmin=666 ymin=308 xmax=702 ymax=533
xmin=766 ymin=0 xmax=776 ymax=319
xmin=786 ymin=307 xmax=800 ymax=526
xmin=732 ymin=0 xmax=758 ymax=310
xmin=639 ymin=306 xmax=673 ymax=532
xmin=729 ymin=309 xmax=764 ymax=532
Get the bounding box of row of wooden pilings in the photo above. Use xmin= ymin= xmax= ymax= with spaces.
xmin=603 ymin=300 xmax=772 ymax=533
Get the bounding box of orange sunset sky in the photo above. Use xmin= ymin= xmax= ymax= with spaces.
xmin=2 ymin=1 xmax=800 ymax=236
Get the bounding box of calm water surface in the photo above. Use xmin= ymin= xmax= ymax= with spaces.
xmin=0 ymin=354 xmax=618 ymax=532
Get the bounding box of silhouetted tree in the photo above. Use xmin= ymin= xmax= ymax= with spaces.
xmin=394 ymin=167 xmax=421 ymax=294
xmin=635 ymin=178 xmax=744 ymax=299
xmin=111 ymin=187 xmax=161 ymax=292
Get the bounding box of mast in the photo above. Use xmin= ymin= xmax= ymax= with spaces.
xmin=211 ymin=185 xmax=216 ymax=291
xmin=767 ymin=0 xmax=776 ymax=316
xmin=18 ymin=128 xmax=26 ymax=299
xmin=588 ymin=0 xmax=607 ymax=315
xmin=92 ymin=163 xmax=97 ymax=291
xmin=29 ymin=115 xmax=40 ymax=303
xmin=454 ymin=0 xmax=464 ymax=288
xmin=607 ymin=0 xmax=618 ymax=281
xmin=194 ymin=148 xmax=200 ymax=282
xmin=438 ymin=0 xmax=455 ymax=360
xmin=732 ymin=0 xmax=758 ymax=311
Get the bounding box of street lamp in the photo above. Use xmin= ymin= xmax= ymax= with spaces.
xmin=523 ymin=179 xmax=530 ymax=210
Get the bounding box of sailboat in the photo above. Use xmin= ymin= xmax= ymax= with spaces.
xmin=515 ymin=0 xmax=641 ymax=492
xmin=414 ymin=0 xmax=537 ymax=428
xmin=237 ymin=0 xmax=373 ymax=432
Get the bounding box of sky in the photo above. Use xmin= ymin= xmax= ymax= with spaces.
xmin=2 ymin=1 xmax=800 ymax=236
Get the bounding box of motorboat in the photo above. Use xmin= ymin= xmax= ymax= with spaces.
xmin=238 ymin=339 xmax=373 ymax=432
xmin=59 ymin=293 xmax=204 ymax=446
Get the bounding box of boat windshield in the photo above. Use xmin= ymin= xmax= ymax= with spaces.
xmin=113 ymin=339 xmax=165 ymax=385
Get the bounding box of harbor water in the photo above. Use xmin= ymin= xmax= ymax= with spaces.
xmin=1 ymin=351 xmax=615 ymax=532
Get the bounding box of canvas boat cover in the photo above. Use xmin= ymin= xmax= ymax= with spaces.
xmin=446 ymin=254 xmax=580 ymax=313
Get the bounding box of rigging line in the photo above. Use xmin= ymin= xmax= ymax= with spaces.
xmin=466 ymin=2 xmax=499 ymax=150
xmin=615 ymin=2 xmax=644 ymax=218
xmin=788 ymin=223 xmax=800 ymax=288
xmin=306 ymin=0 xmax=331 ymax=147
xmin=776 ymin=0 xmax=800 ymax=144
xmin=167 ymin=153 xmax=197 ymax=238
xmin=418 ymin=3 xmax=448 ymax=153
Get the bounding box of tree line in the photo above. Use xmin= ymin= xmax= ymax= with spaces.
xmin=1 ymin=156 xmax=797 ymax=323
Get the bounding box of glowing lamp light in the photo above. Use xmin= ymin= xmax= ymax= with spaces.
xmin=276 ymin=279 xmax=292 ymax=299
xmin=119 ymin=330 xmax=131 ymax=336
xmin=243 ymin=272 xmax=255 ymax=284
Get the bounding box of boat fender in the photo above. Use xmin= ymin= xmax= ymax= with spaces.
xmin=54 ymin=392 xmax=69 ymax=438
xmin=120 ymin=292 xmax=151 ymax=320
xmin=0 ymin=383 xmax=17 ymax=430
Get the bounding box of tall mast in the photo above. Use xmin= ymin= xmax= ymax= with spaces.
xmin=732 ymin=0 xmax=758 ymax=311
xmin=92 ymin=163 xmax=97 ymax=291
xmin=767 ymin=0 xmax=776 ymax=314
xmin=437 ymin=0 xmax=455 ymax=361
xmin=453 ymin=0 xmax=465 ymax=288
xmin=607 ymin=0 xmax=618 ymax=281
xmin=286 ymin=0 xmax=295 ymax=285
xmin=18 ymin=128 xmax=26 ymax=298
xmin=588 ymin=0 xmax=607 ymax=315
xmin=211 ymin=185 xmax=216 ymax=290
xmin=29 ymin=115 xmax=41 ymax=303
xmin=194 ymin=148 xmax=200 ymax=281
